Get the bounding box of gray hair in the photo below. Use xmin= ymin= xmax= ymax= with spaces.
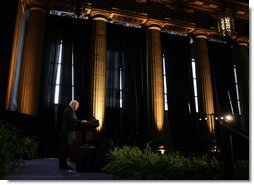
xmin=69 ymin=100 xmax=79 ymax=107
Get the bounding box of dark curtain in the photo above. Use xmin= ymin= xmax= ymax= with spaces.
xmin=72 ymin=20 xmax=92 ymax=120
xmin=39 ymin=15 xmax=91 ymax=155
xmin=161 ymin=33 xmax=196 ymax=151
xmin=208 ymin=42 xmax=239 ymax=119
xmin=209 ymin=42 xmax=249 ymax=161
xmin=0 ymin=0 xmax=18 ymax=109
xmin=105 ymin=24 xmax=147 ymax=147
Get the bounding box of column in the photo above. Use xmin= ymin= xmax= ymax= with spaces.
xmin=18 ymin=0 xmax=49 ymax=115
xmin=146 ymin=23 xmax=165 ymax=140
xmin=90 ymin=15 xmax=107 ymax=132
xmin=192 ymin=32 xmax=215 ymax=143
xmin=232 ymin=39 xmax=249 ymax=131
xmin=5 ymin=0 xmax=28 ymax=110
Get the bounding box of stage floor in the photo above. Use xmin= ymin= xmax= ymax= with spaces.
xmin=6 ymin=158 xmax=113 ymax=180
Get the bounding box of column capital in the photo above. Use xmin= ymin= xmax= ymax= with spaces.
xmin=234 ymin=37 xmax=249 ymax=46
xmin=21 ymin=0 xmax=49 ymax=12
xmin=192 ymin=29 xmax=209 ymax=39
xmin=145 ymin=20 xmax=164 ymax=31
xmin=90 ymin=10 xmax=110 ymax=22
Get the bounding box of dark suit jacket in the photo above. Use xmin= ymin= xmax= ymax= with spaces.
xmin=60 ymin=106 xmax=81 ymax=136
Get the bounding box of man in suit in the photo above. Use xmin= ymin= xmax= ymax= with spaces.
xmin=59 ymin=100 xmax=87 ymax=170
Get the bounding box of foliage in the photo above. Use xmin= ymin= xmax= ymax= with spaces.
xmin=102 ymin=144 xmax=224 ymax=180
xmin=19 ymin=136 xmax=39 ymax=159
xmin=103 ymin=144 xmax=249 ymax=180
xmin=0 ymin=120 xmax=39 ymax=179
xmin=234 ymin=160 xmax=249 ymax=179
xmin=0 ymin=120 xmax=20 ymax=179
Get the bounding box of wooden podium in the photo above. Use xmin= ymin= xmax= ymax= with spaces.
xmin=69 ymin=119 xmax=99 ymax=160
xmin=79 ymin=119 xmax=99 ymax=144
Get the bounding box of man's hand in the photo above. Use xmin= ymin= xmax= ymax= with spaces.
xmin=81 ymin=120 xmax=87 ymax=123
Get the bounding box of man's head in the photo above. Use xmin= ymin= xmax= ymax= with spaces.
xmin=69 ymin=100 xmax=79 ymax=111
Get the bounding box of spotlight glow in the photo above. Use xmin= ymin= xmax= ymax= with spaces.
xmin=225 ymin=115 xmax=234 ymax=122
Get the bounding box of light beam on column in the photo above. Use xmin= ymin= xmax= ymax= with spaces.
xmin=193 ymin=31 xmax=215 ymax=135
xmin=90 ymin=14 xmax=108 ymax=131
xmin=146 ymin=22 xmax=164 ymax=133
xmin=18 ymin=0 xmax=49 ymax=115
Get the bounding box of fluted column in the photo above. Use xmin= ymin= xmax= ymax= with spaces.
xmin=18 ymin=0 xmax=49 ymax=115
xmin=232 ymin=39 xmax=249 ymax=131
xmin=90 ymin=15 xmax=107 ymax=132
xmin=5 ymin=0 xmax=28 ymax=110
xmin=192 ymin=32 xmax=215 ymax=140
xmin=146 ymin=23 xmax=165 ymax=139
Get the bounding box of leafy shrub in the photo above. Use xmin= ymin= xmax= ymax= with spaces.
xmin=0 ymin=120 xmax=39 ymax=179
xmin=18 ymin=136 xmax=39 ymax=159
xmin=102 ymin=144 xmax=224 ymax=180
xmin=234 ymin=160 xmax=249 ymax=179
xmin=103 ymin=144 xmax=249 ymax=180
xmin=0 ymin=121 xmax=20 ymax=179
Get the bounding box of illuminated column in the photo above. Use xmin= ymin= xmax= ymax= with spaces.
xmin=90 ymin=14 xmax=107 ymax=131
xmin=232 ymin=39 xmax=249 ymax=131
xmin=146 ymin=22 xmax=165 ymax=139
xmin=192 ymin=32 xmax=215 ymax=139
xmin=18 ymin=0 xmax=49 ymax=115
xmin=5 ymin=0 xmax=28 ymax=110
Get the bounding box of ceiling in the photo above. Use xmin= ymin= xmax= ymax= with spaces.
xmin=48 ymin=0 xmax=249 ymax=40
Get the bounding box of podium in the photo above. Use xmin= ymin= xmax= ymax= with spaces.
xmin=69 ymin=119 xmax=113 ymax=172
xmin=75 ymin=145 xmax=99 ymax=172
xmin=69 ymin=119 xmax=99 ymax=161
xmin=75 ymin=137 xmax=114 ymax=172
xmin=79 ymin=119 xmax=99 ymax=144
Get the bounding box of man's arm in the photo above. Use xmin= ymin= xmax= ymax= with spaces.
xmin=65 ymin=107 xmax=80 ymax=125
xmin=64 ymin=107 xmax=86 ymax=130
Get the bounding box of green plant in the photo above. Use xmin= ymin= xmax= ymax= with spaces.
xmin=234 ymin=160 xmax=249 ymax=179
xmin=0 ymin=120 xmax=39 ymax=179
xmin=0 ymin=120 xmax=20 ymax=179
xmin=102 ymin=144 xmax=224 ymax=180
xmin=19 ymin=136 xmax=39 ymax=159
